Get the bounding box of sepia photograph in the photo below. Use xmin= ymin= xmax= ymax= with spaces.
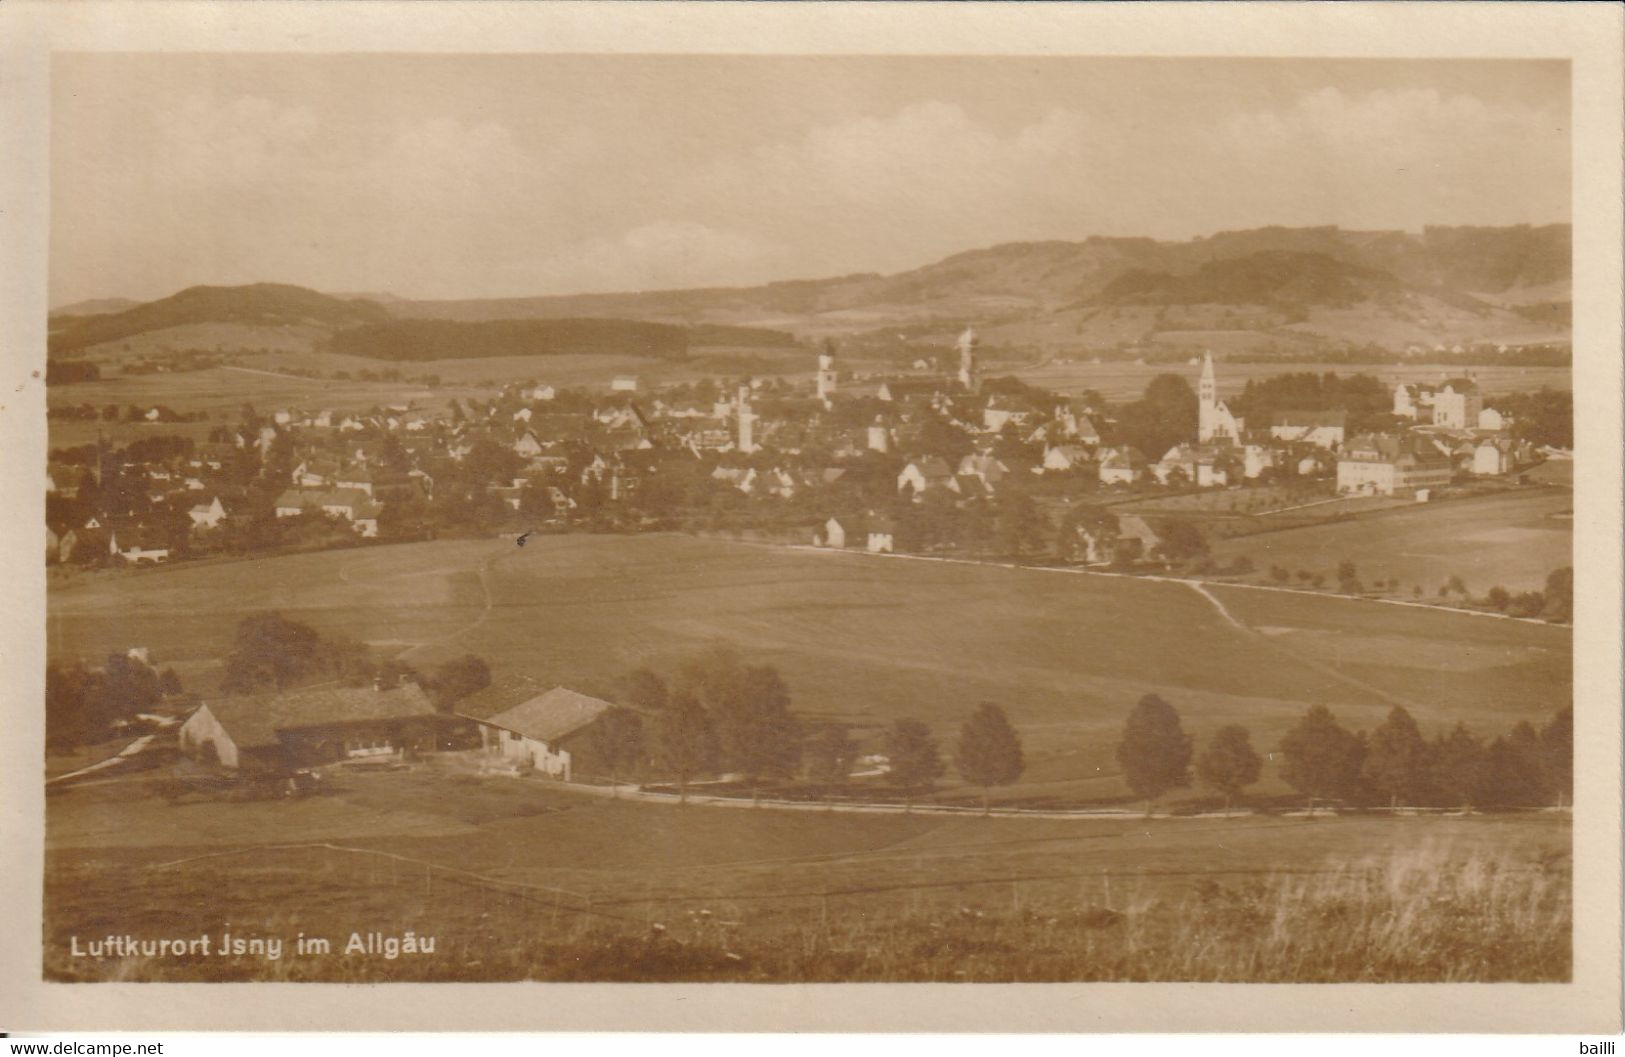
xmin=5 ymin=0 xmax=1622 ymax=1036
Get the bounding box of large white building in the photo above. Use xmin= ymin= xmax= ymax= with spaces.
xmin=1336 ymin=433 xmax=1453 ymax=496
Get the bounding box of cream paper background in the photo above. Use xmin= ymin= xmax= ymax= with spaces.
xmin=0 ymin=0 xmax=1618 ymax=1034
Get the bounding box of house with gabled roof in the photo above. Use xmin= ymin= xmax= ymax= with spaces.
xmin=1098 ymin=446 xmax=1148 ymax=486
xmin=457 ymin=683 xmax=622 ymax=781
xmin=898 ymin=456 xmax=957 ymax=497
xmin=189 ymin=496 xmax=227 ymax=530
xmin=178 ymin=682 xmax=444 ymax=771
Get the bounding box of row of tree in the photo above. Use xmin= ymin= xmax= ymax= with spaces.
xmin=1110 ymin=695 xmax=1573 ymax=813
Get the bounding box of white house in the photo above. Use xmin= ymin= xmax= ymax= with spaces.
xmin=464 ymin=686 xmax=617 ymax=782
xmin=188 ymin=496 xmax=227 ymax=530
xmin=816 ymin=516 xmax=849 ymax=549
xmin=866 ymin=516 xmax=896 ymax=554
xmin=1041 ymin=445 xmax=1092 ymax=473
xmin=898 ymin=457 xmax=957 ymax=496
xmin=1098 ymin=447 xmax=1147 ymax=486
xmin=1472 ymin=439 xmax=1514 ymax=476
xmin=1431 ymin=378 xmax=1482 ymax=430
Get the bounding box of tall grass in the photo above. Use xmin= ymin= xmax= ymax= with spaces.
xmin=45 ymin=844 xmax=1568 ymax=983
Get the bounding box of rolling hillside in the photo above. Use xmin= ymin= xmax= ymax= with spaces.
xmin=382 ymin=224 xmax=1571 ymax=350
xmin=50 ymin=224 xmax=1570 ymax=358
xmin=48 ymin=283 xmax=390 ymax=356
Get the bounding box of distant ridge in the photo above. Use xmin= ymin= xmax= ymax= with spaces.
xmin=51 ymin=224 xmax=1570 ymax=355
xmin=381 ymin=224 xmax=1570 ymax=332
xmin=48 ymin=283 xmax=390 ymax=356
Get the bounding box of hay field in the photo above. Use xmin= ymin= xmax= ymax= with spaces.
xmin=44 ymin=767 xmax=1571 ymax=982
xmin=48 ymin=533 xmax=1570 ymax=795
xmin=1209 ymin=487 xmax=1573 ymax=594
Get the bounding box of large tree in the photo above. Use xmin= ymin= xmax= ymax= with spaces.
xmin=429 ymin=653 xmax=490 ymax=711
xmin=1540 ymin=706 xmax=1573 ymax=808
xmin=1195 ymin=724 xmax=1263 ymax=809
xmin=655 ymin=691 xmax=719 ymax=804
xmin=712 ymin=664 xmax=802 ymax=802
xmin=1154 ymin=519 xmax=1208 ymax=565
xmin=1477 ymin=722 xmax=1547 ymax=809
xmin=623 ymin=666 xmax=669 ymax=712
xmin=994 ymin=492 xmax=1046 ymax=558
xmin=586 ymin=706 xmax=646 ymax=796
xmin=1278 ymin=705 xmax=1366 ymax=811
xmin=221 ymin=612 xmax=329 ymax=693
xmin=1115 ymin=694 xmax=1194 ymax=813
xmin=673 ymin=644 xmax=747 ymax=712
xmin=1542 ymin=566 xmax=1573 ymax=624
xmin=884 ymin=718 xmax=945 ymax=808
xmin=1362 ymin=706 xmax=1434 ymax=808
xmin=954 ymin=702 xmax=1026 ymax=813
xmin=804 ymin=723 xmax=861 ymax=792
xmin=1431 ymin=722 xmax=1486 ymax=809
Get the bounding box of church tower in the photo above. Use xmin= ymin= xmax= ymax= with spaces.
xmin=816 ymin=339 xmax=838 ymax=404
xmin=1198 ymin=349 xmax=1218 ymax=441
xmin=956 ymin=327 xmax=980 ymax=395
xmin=735 ymin=384 xmax=756 ymax=454
xmin=1197 ymin=350 xmax=1242 ymax=443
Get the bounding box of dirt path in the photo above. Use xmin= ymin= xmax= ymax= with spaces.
xmin=1179 ymin=579 xmax=1421 ymax=712
xmin=46 ymin=734 xmax=157 ymax=785
xmin=394 ymin=545 xmax=504 ymax=662
xmin=741 ymin=538 xmax=1561 ymax=628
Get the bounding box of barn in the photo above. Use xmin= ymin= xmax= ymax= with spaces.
xmin=178 ymin=682 xmax=448 ymax=771
xmin=457 ymin=685 xmax=618 ymax=782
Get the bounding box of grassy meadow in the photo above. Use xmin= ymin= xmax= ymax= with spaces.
xmin=44 ymin=767 xmax=1571 ymax=982
xmin=1208 ymin=487 xmax=1572 ymax=595
xmin=48 ymin=533 xmax=1571 ymax=800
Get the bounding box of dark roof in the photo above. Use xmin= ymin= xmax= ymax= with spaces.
xmin=195 ymin=682 xmax=436 ymax=749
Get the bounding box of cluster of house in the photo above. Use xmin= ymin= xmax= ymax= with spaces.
xmin=48 ymin=333 xmax=1538 ymax=568
xmin=177 ymin=675 xmax=626 ymax=782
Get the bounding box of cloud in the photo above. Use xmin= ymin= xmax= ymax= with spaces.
xmin=1205 ymin=87 xmax=1569 ymax=228
xmin=154 ymin=94 xmax=319 ymax=184
xmin=540 ymin=221 xmax=781 ymax=294
xmin=53 ymin=76 xmax=1569 ymax=303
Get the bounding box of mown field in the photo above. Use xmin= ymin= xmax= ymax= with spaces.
xmin=48 ymin=533 xmax=1571 ymax=798
xmin=1208 ymin=487 xmax=1572 ymax=595
xmin=43 ymin=768 xmax=1572 ymax=982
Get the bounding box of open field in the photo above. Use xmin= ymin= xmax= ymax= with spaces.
xmin=43 ymin=766 xmax=1571 ymax=981
xmin=1008 ymin=360 xmax=1569 ymax=403
xmin=1209 ymin=487 xmax=1572 ymax=595
xmin=48 ymin=533 xmax=1570 ymax=798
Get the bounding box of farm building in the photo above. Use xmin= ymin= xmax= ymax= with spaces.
xmin=177 ymin=682 xmax=450 ymax=771
xmin=457 ymin=685 xmax=620 ymax=781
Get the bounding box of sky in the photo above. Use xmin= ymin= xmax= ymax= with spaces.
xmin=49 ymin=54 xmax=1570 ymax=307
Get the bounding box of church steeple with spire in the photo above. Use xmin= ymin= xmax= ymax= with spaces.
xmin=956 ymin=327 xmax=980 ymax=395
xmin=1197 ymin=350 xmax=1244 ymax=443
